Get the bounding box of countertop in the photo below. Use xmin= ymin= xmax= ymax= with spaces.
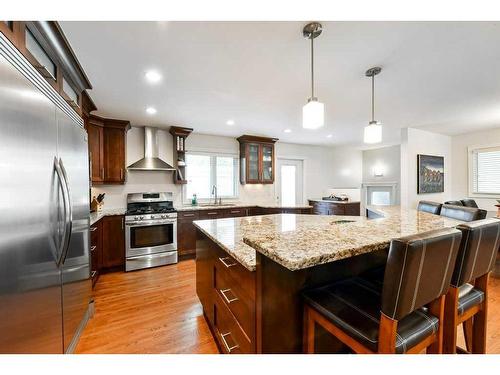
xmin=194 ymin=205 xmax=465 ymax=272
xmin=243 ymin=206 xmax=464 ymax=271
xmin=176 ymin=203 xmax=312 ymax=211
xmin=89 ymin=208 xmax=126 ymax=225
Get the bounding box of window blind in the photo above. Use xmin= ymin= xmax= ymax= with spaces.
xmin=472 ymin=146 xmax=500 ymax=194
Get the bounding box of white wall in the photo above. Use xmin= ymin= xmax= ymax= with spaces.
xmin=362 ymin=145 xmax=401 ymax=204
xmin=451 ymin=127 xmax=500 ymax=211
xmin=93 ymin=128 xmax=363 ymax=209
xmin=400 ymin=128 xmax=452 ymax=208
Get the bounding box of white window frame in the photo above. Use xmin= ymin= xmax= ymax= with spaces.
xmin=183 ymin=151 xmax=239 ymax=203
xmin=468 ymin=143 xmax=500 ymax=198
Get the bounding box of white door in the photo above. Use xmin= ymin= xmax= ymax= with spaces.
xmin=276 ymin=159 xmax=304 ymax=205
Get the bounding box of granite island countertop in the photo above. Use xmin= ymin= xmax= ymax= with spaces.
xmin=194 ymin=206 xmax=465 ymax=272
xmin=243 ymin=206 xmax=464 ymax=271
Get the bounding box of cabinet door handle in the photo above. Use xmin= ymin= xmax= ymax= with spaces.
xmin=230 ymin=210 xmax=240 ymax=214
xmin=101 ymin=168 xmax=104 ymax=179
xmin=122 ymin=218 xmax=124 ymax=230
xmin=183 ymin=213 xmax=195 ymax=217
xmin=220 ymin=288 xmax=238 ymax=304
xmin=207 ymin=212 xmax=218 ymax=215
xmin=90 ymin=245 xmax=97 ymax=252
xmin=219 ymin=257 xmax=237 ymax=268
xmin=220 ymin=332 xmax=239 ymax=353
xmin=90 ymin=227 xmax=97 ymax=232
xmin=120 ymin=168 xmax=123 ymax=180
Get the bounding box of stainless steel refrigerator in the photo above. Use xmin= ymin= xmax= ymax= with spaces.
xmin=0 ymin=32 xmax=92 ymax=353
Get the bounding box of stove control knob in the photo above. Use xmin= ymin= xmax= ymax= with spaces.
xmin=161 ymin=215 xmax=167 ymax=219
xmin=139 ymin=216 xmax=144 ymax=220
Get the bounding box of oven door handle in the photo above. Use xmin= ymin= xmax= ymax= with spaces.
xmin=126 ymin=220 xmax=177 ymax=227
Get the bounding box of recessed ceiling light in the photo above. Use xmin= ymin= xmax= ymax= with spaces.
xmin=326 ymin=134 xmax=333 ymax=138
xmin=145 ymin=70 xmax=162 ymax=84
xmin=284 ymin=129 xmax=292 ymax=133
xmin=146 ymin=107 xmax=157 ymax=115
xmin=226 ymin=120 xmax=235 ymax=126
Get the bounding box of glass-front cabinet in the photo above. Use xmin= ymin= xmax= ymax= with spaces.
xmin=237 ymin=135 xmax=277 ymax=184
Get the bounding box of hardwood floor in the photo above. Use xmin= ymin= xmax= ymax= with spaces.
xmin=76 ymin=259 xmax=500 ymax=354
xmin=75 ymin=259 xmax=219 ymax=354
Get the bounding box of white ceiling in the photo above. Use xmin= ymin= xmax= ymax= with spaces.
xmin=60 ymin=21 xmax=500 ymax=148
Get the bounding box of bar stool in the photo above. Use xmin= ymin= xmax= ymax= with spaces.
xmin=417 ymin=200 xmax=442 ymax=215
xmin=302 ymin=228 xmax=462 ymax=354
xmin=443 ymin=219 xmax=500 ymax=354
xmin=440 ymin=204 xmax=483 ymax=222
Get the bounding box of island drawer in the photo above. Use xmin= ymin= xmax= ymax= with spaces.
xmin=214 ymin=247 xmax=255 ymax=301
xmin=224 ymin=207 xmax=247 ymax=217
xmin=213 ymin=290 xmax=253 ymax=353
xmin=214 ymin=260 xmax=254 ymax=339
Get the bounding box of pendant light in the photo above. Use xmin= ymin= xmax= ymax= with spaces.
xmin=364 ymin=67 xmax=382 ymax=144
xmin=302 ymin=22 xmax=324 ymax=129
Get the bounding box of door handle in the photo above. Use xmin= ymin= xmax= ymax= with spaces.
xmin=220 ymin=332 xmax=239 ymax=353
xmin=53 ymin=157 xmax=71 ymax=266
xmin=219 ymin=257 xmax=237 ymax=268
xmin=220 ymin=289 xmax=239 ymax=304
xmin=58 ymin=158 xmax=73 ymax=266
xmin=101 ymin=167 xmax=104 ymax=180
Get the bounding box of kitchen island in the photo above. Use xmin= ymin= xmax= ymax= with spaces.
xmin=193 ymin=206 xmax=464 ymax=353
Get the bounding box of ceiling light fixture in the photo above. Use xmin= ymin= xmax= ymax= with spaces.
xmin=146 ymin=107 xmax=157 ymax=115
xmin=364 ymin=67 xmax=382 ymax=144
xmin=302 ymin=22 xmax=324 ymax=130
xmin=226 ymin=119 xmax=235 ymax=126
xmin=145 ymin=70 xmax=162 ymax=84
xmin=284 ymin=129 xmax=292 ymax=133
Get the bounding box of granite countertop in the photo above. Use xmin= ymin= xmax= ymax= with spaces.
xmin=242 ymin=206 xmax=464 ymax=271
xmin=89 ymin=208 xmax=126 ymax=225
xmin=194 ymin=206 xmax=465 ymax=272
xmin=176 ymin=203 xmax=312 ymax=211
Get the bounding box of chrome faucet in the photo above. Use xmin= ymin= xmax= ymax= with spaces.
xmin=211 ymin=185 xmax=219 ymax=205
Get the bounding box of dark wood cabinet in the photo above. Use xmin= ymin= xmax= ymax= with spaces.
xmin=101 ymin=215 xmax=125 ymax=269
xmin=87 ymin=116 xmax=104 ymax=183
xmin=308 ymin=200 xmax=361 ymax=216
xmin=237 ymin=135 xmax=278 ymax=184
xmin=90 ymin=220 xmax=102 ymax=288
xmin=177 ymin=211 xmax=200 ymax=257
xmin=196 ymin=231 xmax=256 ymax=353
xmin=87 ymin=115 xmax=130 ymax=185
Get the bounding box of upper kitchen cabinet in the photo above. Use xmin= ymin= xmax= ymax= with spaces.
xmin=237 ymin=135 xmax=278 ymax=184
xmin=0 ymin=21 xmax=92 ymax=115
xmin=87 ymin=115 xmax=130 ymax=185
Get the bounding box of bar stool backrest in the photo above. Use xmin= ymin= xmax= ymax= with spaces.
xmin=417 ymin=201 xmax=442 ymax=215
xmin=451 ymin=219 xmax=500 ymax=287
xmin=381 ymin=228 xmax=462 ymax=320
xmin=440 ymin=204 xmax=482 ymax=222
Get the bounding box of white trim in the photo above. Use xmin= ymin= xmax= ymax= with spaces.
xmin=467 ymin=143 xmax=500 ymax=198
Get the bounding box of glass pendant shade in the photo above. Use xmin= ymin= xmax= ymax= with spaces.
xmin=364 ymin=121 xmax=382 ymax=144
xmin=302 ymin=99 xmax=324 ymax=129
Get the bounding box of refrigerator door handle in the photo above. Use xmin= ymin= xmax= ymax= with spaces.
xmin=58 ymin=157 xmax=73 ymax=266
xmin=54 ymin=157 xmax=69 ymax=266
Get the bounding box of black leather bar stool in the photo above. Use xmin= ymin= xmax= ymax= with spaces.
xmin=302 ymin=228 xmax=462 ymax=354
xmin=440 ymin=204 xmax=483 ymax=222
xmin=417 ymin=200 xmax=442 ymax=215
xmin=443 ymin=219 xmax=500 ymax=354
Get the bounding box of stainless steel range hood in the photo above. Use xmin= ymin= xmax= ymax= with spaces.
xmin=127 ymin=126 xmax=176 ymax=171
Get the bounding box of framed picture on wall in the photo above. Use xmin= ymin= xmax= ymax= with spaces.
xmin=417 ymin=154 xmax=444 ymax=194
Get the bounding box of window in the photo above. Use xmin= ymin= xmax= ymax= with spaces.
xmin=470 ymin=145 xmax=500 ymax=196
xmin=25 ymin=28 xmax=56 ymax=79
xmin=184 ymin=153 xmax=238 ymax=200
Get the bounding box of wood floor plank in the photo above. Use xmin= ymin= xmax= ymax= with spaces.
xmin=75 ymin=259 xmax=219 ymax=354
xmin=76 ymin=259 xmax=500 ymax=354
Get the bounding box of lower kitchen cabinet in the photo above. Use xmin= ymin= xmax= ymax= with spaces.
xmin=177 ymin=211 xmax=200 ymax=257
xmin=308 ymin=200 xmax=360 ymax=216
xmin=90 ymin=220 xmax=102 ymax=288
xmin=196 ymin=230 xmax=256 ymax=353
xmin=101 ymin=215 xmax=125 ymax=269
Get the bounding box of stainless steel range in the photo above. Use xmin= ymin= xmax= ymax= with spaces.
xmin=125 ymin=192 xmax=177 ymax=272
